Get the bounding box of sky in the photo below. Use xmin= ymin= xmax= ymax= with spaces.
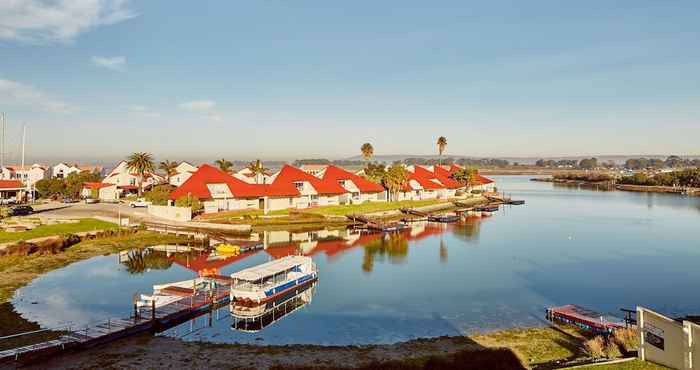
xmin=1 ymin=1 xmax=699 ymax=164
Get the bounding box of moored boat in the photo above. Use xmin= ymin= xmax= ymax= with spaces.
xmin=230 ymin=255 xmax=318 ymax=306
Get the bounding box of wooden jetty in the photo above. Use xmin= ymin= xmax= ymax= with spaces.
xmin=546 ymin=304 xmax=625 ymax=334
xmin=346 ymin=214 xmax=407 ymax=232
xmin=0 ymin=278 xmax=231 ymax=364
xmin=400 ymin=208 xmax=461 ymax=223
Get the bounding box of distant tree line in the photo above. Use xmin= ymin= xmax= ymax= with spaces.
xmin=618 ymin=168 xmax=700 ymax=187
xmin=624 ymin=156 xmax=700 ymax=170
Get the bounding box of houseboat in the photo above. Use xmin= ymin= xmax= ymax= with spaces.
xmin=231 ymin=282 xmax=316 ymax=332
xmin=230 ymin=255 xmax=318 ymax=306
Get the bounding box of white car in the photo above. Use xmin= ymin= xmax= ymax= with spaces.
xmin=129 ymin=198 xmax=152 ymax=208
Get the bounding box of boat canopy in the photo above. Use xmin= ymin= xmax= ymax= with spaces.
xmin=231 ymin=255 xmax=308 ymax=282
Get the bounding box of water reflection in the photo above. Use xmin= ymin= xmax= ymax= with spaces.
xmin=119 ymin=248 xmax=173 ymax=274
xmin=231 ymin=282 xmax=317 ymax=332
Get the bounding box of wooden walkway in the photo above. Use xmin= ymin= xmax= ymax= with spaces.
xmin=0 ymin=279 xmax=231 ymax=364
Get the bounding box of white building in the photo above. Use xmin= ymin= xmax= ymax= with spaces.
xmin=233 ymin=167 xmax=272 ymax=184
xmin=169 ymin=161 xmax=198 ymax=187
xmin=52 ymin=163 xmax=104 ymax=179
xmin=102 ymin=160 xmax=165 ymax=194
xmin=0 ymin=164 xmax=48 ymax=187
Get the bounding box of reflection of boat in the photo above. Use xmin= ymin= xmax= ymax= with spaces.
xmin=216 ymin=243 xmax=241 ymax=255
xmin=230 ymin=282 xmax=316 ymax=332
xmin=230 ymin=255 xmax=318 ymax=306
xmin=428 ymin=214 xmax=460 ymax=223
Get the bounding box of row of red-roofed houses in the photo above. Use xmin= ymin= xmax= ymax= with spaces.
xmin=165 ymin=163 xmax=494 ymax=215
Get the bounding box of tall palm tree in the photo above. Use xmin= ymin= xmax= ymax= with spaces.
xmin=360 ymin=143 xmax=374 ymax=168
xmin=126 ymin=152 xmax=154 ymax=196
xmin=158 ymin=160 xmax=178 ymax=184
xmin=214 ymin=158 xmax=233 ymax=173
xmin=247 ymin=159 xmax=268 ymax=184
xmin=382 ymin=164 xmax=409 ymax=202
xmin=437 ymin=136 xmax=448 ymax=165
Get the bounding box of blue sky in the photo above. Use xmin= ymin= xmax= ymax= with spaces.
xmin=1 ymin=1 xmax=699 ymax=163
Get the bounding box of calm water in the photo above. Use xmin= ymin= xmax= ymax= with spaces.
xmin=12 ymin=176 xmax=700 ymax=345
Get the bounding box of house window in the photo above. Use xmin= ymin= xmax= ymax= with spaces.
xmin=130 ymin=178 xmax=136 ymax=185
xmin=310 ymin=195 xmax=319 ymax=201
xmin=289 ymin=198 xmax=293 ymax=206
xmin=293 ymin=181 xmax=304 ymax=190
xmin=338 ymin=180 xmax=346 ymax=186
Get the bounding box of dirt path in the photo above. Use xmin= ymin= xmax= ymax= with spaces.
xmin=19 ymin=335 xmax=483 ymax=370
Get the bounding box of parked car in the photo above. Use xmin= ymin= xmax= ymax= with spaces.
xmin=129 ymin=198 xmax=152 ymax=208
xmin=0 ymin=198 xmax=17 ymax=205
xmin=84 ymin=198 xmax=100 ymax=204
xmin=9 ymin=205 xmax=34 ymax=216
xmin=63 ymin=197 xmax=78 ymax=204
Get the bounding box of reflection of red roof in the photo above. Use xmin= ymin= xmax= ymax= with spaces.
xmin=272 ymin=165 xmax=347 ymax=195
xmin=83 ymin=182 xmax=114 ymax=189
xmin=170 ymin=250 xmax=261 ymax=272
xmin=169 ymin=164 xmax=298 ymax=200
xmin=0 ymin=180 xmax=24 ymax=189
xmin=321 ymin=165 xmax=385 ymax=193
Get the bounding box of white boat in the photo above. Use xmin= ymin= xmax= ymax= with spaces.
xmin=153 ymin=277 xmax=209 ymax=294
xmin=230 ymin=255 xmax=317 ymax=306
xmin=136 ymin=294 xmax=182 ymax=308
xmin=231 ymin=283 xmax=316 ymax=332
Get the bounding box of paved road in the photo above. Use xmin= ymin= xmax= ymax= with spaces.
xmin=32 ymin=202 xmax=154 ymax=223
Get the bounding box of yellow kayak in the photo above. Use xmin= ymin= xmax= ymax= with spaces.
xmin=216 ymin=244 xmax=241 ymax=255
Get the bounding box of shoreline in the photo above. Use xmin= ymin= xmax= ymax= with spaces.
xmin=532 ymin=177 xmax=700 ymax=195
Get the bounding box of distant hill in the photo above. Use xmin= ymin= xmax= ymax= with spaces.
xmin=345 ymin=154 xmax=700 ymax=165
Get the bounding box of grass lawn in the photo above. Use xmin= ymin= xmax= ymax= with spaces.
xmin=199 ymin=199 xmax=457 ymax=222
xmin=472 ymin=325 xmax=589 ymax=367
xmin=0 ymin=218 xmax=118 ymax=244
xmin=572 ymin=359 xmax=671 ymax=369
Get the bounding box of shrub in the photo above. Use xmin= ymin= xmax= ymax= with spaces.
xmin=613 ymin=328 xmax=640 ymax=352
xmin=583 ymin=336 xmax=606 ymax=358
xmin=605 ymin=341 xmax=623 ymax=358
xmin=175 ymin=195 xmax=203 ymax=211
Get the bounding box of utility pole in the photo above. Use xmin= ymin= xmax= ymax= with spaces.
xmin=0 ymin=112 xmax=4 ymax=174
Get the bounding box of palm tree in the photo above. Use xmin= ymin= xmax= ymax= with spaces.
xmin=247 ymin=159 xmax=268 ymax=184
xmin=126 ymin=152 xmax=155 ymax=196
xmin=360 ymin=143 xmax=374 ymax=168
xmin=158 ymin=160 xmax=178 ymax=183
xmin=382 ymin=164 xmax=409 ymax=201
xmin=437 ymin=136 xmax=447 ymax=165
xmin=214 ymin=158 xmax=233 ymax=173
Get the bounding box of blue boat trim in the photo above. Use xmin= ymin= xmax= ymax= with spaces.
xmin=264 ymin=273 xmax=315 ymax=297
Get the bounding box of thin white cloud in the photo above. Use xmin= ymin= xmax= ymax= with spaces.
xmin=0 ymin=78 xmax=75 ymax=113
xmin=179 ymin=100 xmax=216 ymax=111
xmin=91 ymin=56 xmax=126 ymax=71
xmin=127 ymin=105 xmax=160 ymax=118
xmin=204 ymin=114 xmax=222 ymax=121
xmin=0 ymin=0 xmax=136 ymax=44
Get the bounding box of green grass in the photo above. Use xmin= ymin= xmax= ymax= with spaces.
xmin=299 ymin=199 xmax=450 ymax=216
xmin=572 ymin=359 xmax=671 ymax=370
xmin=0 ymin=218 xmax=118 ymax=243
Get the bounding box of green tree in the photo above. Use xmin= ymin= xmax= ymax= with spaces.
xmin=382 ymin=164 xmax=409 ymax=201
xmin=175 ymin=195 xmax=203 ymax=211
xmin=360 ymin=143 xmax=374 ymax=167
xmin=35 ymin=178 xmax=67 ymax=199
xmin=159 ymin=160 xmax=178 ymax=183
xmin=363 ymin=163 xmax=386 ymax=184
xmin=450 ymin=167 xmax=478 ymax=189
xmin=143 ymin=184 xmax=177 ymax=205
xmin=64 ymin=171 xmax=102 ymax=197
xmin=126 ymin=152 xmax=155 ymax=196
xmin=215 ymin=158 xmax=233 ymax=173
xmin=436 ymin=136 xmax=447 ymax=165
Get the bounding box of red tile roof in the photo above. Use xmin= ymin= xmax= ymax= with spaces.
xmin=406 ymin=167 xmax=445 ymax=190
xmin=83 ymin=182 xmax=115 ymax=189
xmin=414 ymin=166 xmax=462 ymax=189
xmin=272 ymin=165 xmax=347 ymax=195
xmin=475 ymin=174 xmax=495 ymax=185
xmin=169 ymin=164 xmax=299 ymax=201
xmin=0 ymin=180 xmax=24 ymax=189
xmin=321 ymin=165 xmax=385 ymax=193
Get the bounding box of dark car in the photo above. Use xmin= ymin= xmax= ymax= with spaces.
xmin=9 ymin=206 xmax=34 ymax=216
